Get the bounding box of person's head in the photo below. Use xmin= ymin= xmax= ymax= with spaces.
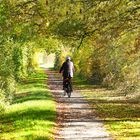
xmin=66 ymin=56 xmax=71 ymax=61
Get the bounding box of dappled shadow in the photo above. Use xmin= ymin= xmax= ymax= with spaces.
xmin=0 ymin=109 xmax=56 ymax=124
xmin=33 ymin=136 xmax=52 ymax=140
xmin=129 ymin=93 xmax=140 ymax=103
xmin=20 ymin=78 xmax=47 ymax=85
xmin=46 ymin=70 xmax=114 ymax=140
xmin=19 ymin=82 xmax=47 ymax=88
xmin=53 ymin=95 xmax=139 ymax=105
xmin=56 ymin=136 xmax=112 ymax=140
xmin=56 ymin=99 xmax=90 ymax=104
xmin=87 ymin=98 xmax=140 ymax=104
xmin=0 ymin=71 xmax=56 ymax=140
xmin=47 ymin=80 xmax=62 ymax=83
xmin=0 ymin=96 xmax=56 ymax=138
xmin=13 ymin=91 xmax=52 ymax=104
xmin=46 ymin=69 xmax=140 ymax=140
xmin=48 ymin=82 xmax=62 ymax=86
xmin=55 ymin=102 xmax=140 ymax=122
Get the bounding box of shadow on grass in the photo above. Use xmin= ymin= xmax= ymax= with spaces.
xmin=13 ymin=91 xmax=52 ymax=104
xmin=33 ymin=136 xmax=53 ymax=140
xmin=1 ymin=109 xmax=56 ymax=124
xmin=0 ymin=71 xmax=57 ymax=140
xmin=0 ymin=91 xmax=56 ymax=138
xmin=20 ymin=79 xmax=47 ymax=87
xmin=88 ymin=98 xmax=140 ymax=104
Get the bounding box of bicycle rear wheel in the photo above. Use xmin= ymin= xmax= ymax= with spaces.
xmin=67 ymin=85 xmax=71 ymax=98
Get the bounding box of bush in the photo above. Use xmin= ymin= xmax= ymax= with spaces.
xmin=0 ymin=90 xmax=6 ymax=113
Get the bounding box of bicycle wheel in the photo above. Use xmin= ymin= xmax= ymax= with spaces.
xmin=67 ymin=84 xmax=71 ymax=98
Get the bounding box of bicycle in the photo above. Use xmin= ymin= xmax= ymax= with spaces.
xmin=64 ymin=78 xmax=72 ymax=98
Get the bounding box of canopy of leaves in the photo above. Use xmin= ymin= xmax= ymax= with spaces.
xmin=0 ymin=0 xmax=140 ymax=111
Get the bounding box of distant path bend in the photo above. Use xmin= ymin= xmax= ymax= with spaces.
xmin=47 ymin=70 xmax=114 ymax=140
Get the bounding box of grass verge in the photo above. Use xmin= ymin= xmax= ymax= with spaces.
xmin=0 ymin=70 xmax=56 ymax=140
xmin=74 ymin=76 xmax=140 ymax=140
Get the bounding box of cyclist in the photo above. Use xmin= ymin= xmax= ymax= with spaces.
xmin=59 ymin=56 xmax=74 ymax=92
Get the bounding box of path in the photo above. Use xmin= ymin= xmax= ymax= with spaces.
xmin=47 ymin=70 xmax=114 ymax=140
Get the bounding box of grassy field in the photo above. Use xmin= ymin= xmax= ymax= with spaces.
xmin=74 ymin=76 xmax=140 ymax=140
xmin=0 ymin=70 xmax=56 ymax=140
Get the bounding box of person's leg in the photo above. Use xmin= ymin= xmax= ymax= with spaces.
xmin=63 ymin=77 xmax=65 ymax=90
xmin=63 ymin=77 xmax=66 ymax=96
xmin=69 ymin=77 xmax=73 ymax=92
xmin=63 ymin=77 xmax=67 ymax=90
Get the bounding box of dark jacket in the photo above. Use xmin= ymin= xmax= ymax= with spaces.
xmin=59 ymin=60 xmax=70 ymax=78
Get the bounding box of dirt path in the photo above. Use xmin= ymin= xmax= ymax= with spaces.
xmin=47 ymin=70 xmax=114 ymax=140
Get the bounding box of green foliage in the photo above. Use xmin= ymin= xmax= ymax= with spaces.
xmin=0 ymin=90 xmax=6 ymax=113
xmin=26 ymin=45 xmax=35 ymax=75
xmin=12 ymin=47 xmax=23 ymax=81
xmin=51 ymin=0 xmax=140 ymax=94
xmin=0 ymin=0 xmax=46 ymax=108
xmin=35 ymin=37 xmax=60 ymax=54
xmin=54 ymin=51 xmax=61 ymax=70
xmin=0 ymin=40 xmax=16 ymax=111
xmin=0 ymin=0 xmax=139 ymax=112
xmin=54 ymin=18 xmax=85 ymax=39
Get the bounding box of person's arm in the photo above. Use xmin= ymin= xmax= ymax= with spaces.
xmin=59 ymin=62 xmax=64 ymax=73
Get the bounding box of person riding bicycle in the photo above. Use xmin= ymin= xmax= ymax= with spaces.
xmin=59 ymin=56 xmax=74 ymax=92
